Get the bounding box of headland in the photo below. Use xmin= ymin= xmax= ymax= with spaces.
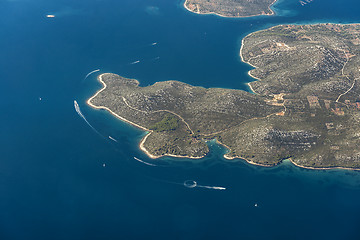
xmin=88 ymin=23 xmax=360 ymax=170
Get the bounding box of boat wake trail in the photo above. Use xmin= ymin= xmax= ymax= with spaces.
xmin=108 ymin=136 xmax=118 ymax=142
xmin=74 ymin=100 xmax=103 ymax=137
xmin=200 ymin=185 xmax=226 ymax=190
xmin=133 ymin=157 xmax=156 ymax=166
xmin=84 ymin=69 xmax=100 ymax=80
xmin=184 ymin=180 xmax=226 ymax=190
xmin=130 ymin=60 xmax=140 ymax=65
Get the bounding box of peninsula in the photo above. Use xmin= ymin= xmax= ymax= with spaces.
xmin=88 ymin=23 xmax=360 ymax=169
xmin=184 ymin=0 xmax=278 ymax=18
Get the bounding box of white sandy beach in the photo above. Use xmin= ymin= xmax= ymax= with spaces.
xmin=88 ymin=74 xmax=360 ymax=171
xmin=87 ymin=73 xmax=205 ymax=160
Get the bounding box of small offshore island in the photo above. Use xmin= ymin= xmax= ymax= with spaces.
xmin=184 ymin=0 xmax=278 ymax=18
xmin=88 ymin=23 xmax=360 ymax=170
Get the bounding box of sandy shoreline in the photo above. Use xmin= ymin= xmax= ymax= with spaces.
xmin=88 ymin=67 xmax=360 ymax=170
xmin=225 ymin=154 xmax=360 ymax=171
xmin=88 ymin=74 xmax=360 ymax=171
xmin=88 ymin=73 xmax=206 ymax=160
xmin=216 ymin=139 xmax=276 ymax=167
xmin=139 ymin=132 xmax=158 ymax=159
xmin=289 ymin=158 xmax=360 ymax=171
xmin=237 ymin=23 xmax=360 ymax=171
xmin=239 ymin=23 xmax=360 ymax=96
xmin=183 ymin=0 xmax=278 ymax=18
xmin=87 ymin=74 xmax=149 ymax=131
xmin=239 ymin=32 xmax=265 ymax=95
xmin=139 ymin=132 xmax=205 ymax=159
xmin=214 ymin=131 xmax=360 ymax=170
xmin=224 ymin=155 xmax=276 ymax=167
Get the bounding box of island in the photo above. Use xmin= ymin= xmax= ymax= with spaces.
xmin=183 ymin=0 xmax=278 ymax=18
xmin=88 ymin=23 xmax=360 ymax=169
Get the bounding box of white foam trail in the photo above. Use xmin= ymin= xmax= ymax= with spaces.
xmin=184 ymin=180 xmax=226 ymax=190
xmin=108 ymin=136 xmax=118 ymax=142
xmin=199 ymin=185 xmax=226 ymax=190
xmin=84 ymin=69 xmax=100 ymax=80
xmin=130 ymin=60 xmax=140 ymax=65
xmin=74 ymin=100 xmax=102 ymax=136
xmin=133 ymin=157 xmax=156 ymax=166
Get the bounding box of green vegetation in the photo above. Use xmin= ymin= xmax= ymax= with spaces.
xmin=89 ymin=24 xmax=360 ymax=168
xmin=149 ymin=114 xmax=179 ymax=132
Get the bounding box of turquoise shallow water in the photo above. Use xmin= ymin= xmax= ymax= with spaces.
xmin=1 ymin=0 xmax=360 ymax=239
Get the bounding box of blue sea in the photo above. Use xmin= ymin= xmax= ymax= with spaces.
xmin=1 ymin=0 xmax=360 ymax=239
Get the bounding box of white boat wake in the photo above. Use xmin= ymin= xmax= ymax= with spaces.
xmin=130 ymin=60 xmax=140 ymax=65
xmin=84 ymin=69 xmax=100 ymax=80
xmin=133 ymin=157 xmax=156 ymax=166
xmin=74 ymin=100 xmax=102 ymax=136
xmin=201 ymin=185 xmax=227 ymax=190
xmin=184 ymin=180 xmax=226 ymax=190
xmin=108 ymin=136 xmax=118 ymax=142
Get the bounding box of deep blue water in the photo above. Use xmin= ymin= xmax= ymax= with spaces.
xmin=1 ymin=0 xmax=360 ymax=239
